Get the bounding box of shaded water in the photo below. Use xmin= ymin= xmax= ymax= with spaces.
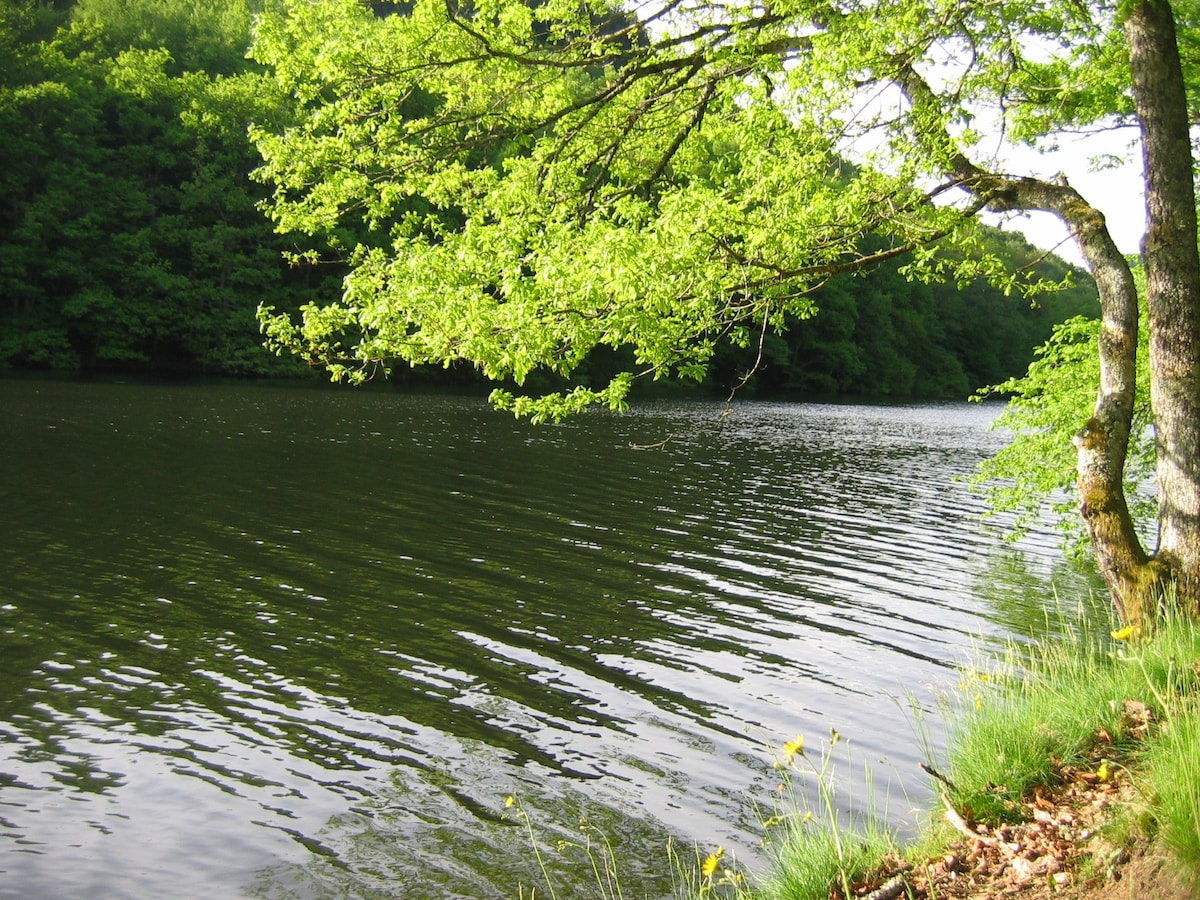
xmin=0 ymin=380 xmax=1099 ymax=898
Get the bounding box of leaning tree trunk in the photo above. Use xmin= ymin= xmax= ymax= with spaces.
xmin=897 ymin=62 xmax=1154 ymax=621
xmin=1126 ymin=0 xmax=1200 ymax=617
xmin=1067 ymin=221 xmax=1156 ymax=625
xmin=892 ymin=25 xmax=1197 ymax=625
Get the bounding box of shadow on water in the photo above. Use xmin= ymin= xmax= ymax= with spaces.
xmin=0 ymin=380 xmax=1103 ymax=898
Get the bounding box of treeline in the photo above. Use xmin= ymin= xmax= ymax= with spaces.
xmin=706 ymin=232 xmax=1099 ymax=399
xmin=0 ymin=0 xmax=329 ymax=375
xmin=1 ymin=0 xmax=1098 ymax=397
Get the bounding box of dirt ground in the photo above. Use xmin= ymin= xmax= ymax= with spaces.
xmin=852 ymin=750 xmax=1195 ymax=900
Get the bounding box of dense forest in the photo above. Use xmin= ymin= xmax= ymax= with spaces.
xmin=0 ymin=0 xmax=1099 ymax=398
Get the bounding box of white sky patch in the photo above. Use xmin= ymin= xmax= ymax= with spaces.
xmin=823 ymin=41 xmax=1148 ymax=270
xmin=631 ymin=0 xmax=1148 ymax=269
xmin=981 ymin=128 xmax=1146 ymax=267
xmin=837 ymin=88 xmax=1147 ymax=269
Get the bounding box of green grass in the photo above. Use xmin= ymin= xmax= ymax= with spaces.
xmin=948 ymin=612 xmax=1196 ymax=797
xmin=1131 ymin=622 xmax=1200 ymax=894
xmin=748 ymin=607 xmax=1200 ymax=899
xmin=1143 ymin=711 xmax=1200 ymax=884
xmin=944 ymin=626 xmax=1129 ymax=822
xmin=744 ymin=731 xmax=904 ymax=900
xmin=942 ymin=608 xmax=1200 ymax=887
xmin=753 ymin=813 xmax=896 ymax=900
xmin=509 ymin=608 xmax=1200 ymax=899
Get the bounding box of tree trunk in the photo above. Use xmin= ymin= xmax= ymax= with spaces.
xmin=975 ymin=0 xmax=1200 ymax=625
xmin=1126 ymin=0 xmax=1200 ymax=617
xmin=899 ymin=0 xmax=1200 ymax=624
xmin=895 ymin=62 xmax=1160 ymax=621
xmin=1066 ymin=219 xmax=1156 ymax=626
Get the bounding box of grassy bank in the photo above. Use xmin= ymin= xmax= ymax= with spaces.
xmin=734 ymin=608 xmax=1200 ymax=899
xmin=510 ymin=609 xmax=1200 ymax=898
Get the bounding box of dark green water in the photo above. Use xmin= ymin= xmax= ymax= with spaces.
xmin=0 ymin=380 xmax=1098 ymax=898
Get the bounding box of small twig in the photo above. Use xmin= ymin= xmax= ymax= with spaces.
xmin=725 ymin=305 xmax=772 ymax=404
xmin=942 ymin=802 xmax=996 ymax=846
xmin=629 ymin=390 xmax=734 ymax=451
xmin=941 ymin=797 xmax=1019 ymax=859
xmin=920 ymin=762 xmax=958 ymax=791
xmin=629 ymin=434 xmax=677 ymax=450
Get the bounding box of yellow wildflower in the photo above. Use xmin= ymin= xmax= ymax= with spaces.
xmin=701 ymin=847 xmax=724 ymax=879
xmin=782 ymin=735 xmax=805 ymax=763
xmin=1097 ymin=760 xmax=1110 ymax=782
xmin=505 ymin=796 xmax=515 ymax=808
xmin=1111 ymin=625 xmax=1142 ymax=641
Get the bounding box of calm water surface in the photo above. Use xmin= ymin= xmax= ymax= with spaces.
xmin=0 ymin=380 xmax=1099 ymax=898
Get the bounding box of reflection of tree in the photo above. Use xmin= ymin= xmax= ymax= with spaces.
xmin=1 ymin=385 xmax=720 ymax=781
xmin=3 ymin=384 xmax=1090 ymax=894
xmin=970 ymin=546 xmax=1110 ymax=642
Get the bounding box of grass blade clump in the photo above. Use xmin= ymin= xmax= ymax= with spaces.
xmin=1141 ymin=709 xmax=1200 ymax=890
xmin=945 ymin=630 xmax=1131 ymax=822
xmin=940 ymin=604 xmax=1200 ymax=888
xmin=754 ymin=731 xmax=899 ymax=900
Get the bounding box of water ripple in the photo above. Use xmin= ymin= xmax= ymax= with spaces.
xmin=0 ymin=382 xmax=1104 ymax=898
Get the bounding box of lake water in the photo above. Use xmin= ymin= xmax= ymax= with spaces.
xmin=0 ymin=379 xmax=1101 ymax=898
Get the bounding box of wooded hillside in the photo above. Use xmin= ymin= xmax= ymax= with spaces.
xmin=0 ymin=0 xmax=1098 ymax=397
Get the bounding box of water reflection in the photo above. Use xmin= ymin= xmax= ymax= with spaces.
xmin=0 ymin=380 xmax=1102 ymax=897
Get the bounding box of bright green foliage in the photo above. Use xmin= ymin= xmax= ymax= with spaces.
xmin=970 ymin=276 xmax=1155 ymax=552
xmin=0 ymin=0 xmax=1099 ymax=391
xmin=250 ymin=0 xmax=1090 ymax=417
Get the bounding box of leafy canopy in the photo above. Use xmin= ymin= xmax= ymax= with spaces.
xmin=250 ymin=0 xmax=1122 ymax=420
